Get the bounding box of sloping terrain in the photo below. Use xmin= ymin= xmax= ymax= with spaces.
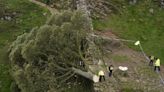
xmin=90 ymin=31 xmax=164 ymax=92
xmin=0 ymin=0 xmax=49 ymax=92
xmin=93 ymin=0 xmax=164 ymax=64
xmin=1 ymin=0 xmax=164 ymax=92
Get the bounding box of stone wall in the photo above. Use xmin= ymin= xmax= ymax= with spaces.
xmin=76 ymin=0 xmax=93 ymax=31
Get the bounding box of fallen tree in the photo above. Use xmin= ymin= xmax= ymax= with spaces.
xmin=9 ymin=10 xmax=95 ymax=92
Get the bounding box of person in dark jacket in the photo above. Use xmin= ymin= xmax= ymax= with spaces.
xmin=108 ymin=65 xmax=114 ymax=77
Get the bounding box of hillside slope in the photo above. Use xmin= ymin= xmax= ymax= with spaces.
xmin=0 ymin=0 xmax=49 ymax=92
xmin=91 ymin=31 xmax=164 ymax=92
xmin=93 ymin=0 xmax=164 ymax=64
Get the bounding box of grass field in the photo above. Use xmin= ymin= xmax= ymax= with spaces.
xmin=0 ymin=0 xmax=49 ymax=91
xmin=93 ymin=1 xmax=164 ymax=64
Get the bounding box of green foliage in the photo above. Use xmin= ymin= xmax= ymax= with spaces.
xmin=0 ymin=0 xmax=49 ymax=92
xmin=9 ymin=11 xmax=91 ymax=92
xmin=0 ymin=0 xmax=7 ymax=17
xmin=10 ymin=81 xmax=20 ymax=92
xmin=0 ymin=64 xmax=12 ymax=92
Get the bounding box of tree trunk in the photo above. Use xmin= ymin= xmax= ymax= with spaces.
xmin=72 ymin=67 xmax=93 ymax=79
xmin=72 ymin=67 xmax=99 ymax=82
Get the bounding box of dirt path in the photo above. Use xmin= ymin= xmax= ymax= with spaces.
xmin=94 ymin=30 xmax=164 ymax=91
xmin=29 ymin=0 xmax=57 ymax=14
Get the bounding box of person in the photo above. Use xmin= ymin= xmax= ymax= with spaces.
xmin=108 ymin=65 xmax=114 ymax=77
xmin=98 ymin=70 xmax=105 ymax=82
xmin=149 ymin=55 xmax=155 ymax=66
xmin=154 ymin=58 xmax=160 ymax=72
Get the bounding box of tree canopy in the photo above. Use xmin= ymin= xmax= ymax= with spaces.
xmin=9 ymin=10 xmax=91 ymax=92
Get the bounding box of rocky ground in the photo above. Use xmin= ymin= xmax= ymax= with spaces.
xmin=89 ymin=31 xmax=164 ymax=92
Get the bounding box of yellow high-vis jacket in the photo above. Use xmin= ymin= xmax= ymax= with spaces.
xmin=98 ymin=70 xmax=105 ymax=76
xmin=155 ymin=59 xmax=160 ymax=66
xmin=150 ymin=56 xmax=155 ymax=60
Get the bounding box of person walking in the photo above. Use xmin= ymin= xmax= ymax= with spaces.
xmin=108 ymin=65 xmax=114 ymax=77
xmin=98 ymin=70 xmax=105 ymax=82
xmin=154 ymin=58 xmax=160 ymax=72
xmin=149 ymin=55 xmax=155 ymax=66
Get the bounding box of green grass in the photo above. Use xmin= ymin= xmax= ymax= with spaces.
xmin=93 ymin=1 xmax=164 ymax=64
xmin=138 ymin=65 xmax=158 ymax=78
xmin=0 ymin=0 xmax=49 ymax=91
xmin=112 ymin=55 xmax=130 ymax=62
xmin=0 ymin=64 xmax=12 ymax=92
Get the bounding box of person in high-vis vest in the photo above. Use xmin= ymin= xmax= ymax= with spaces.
xmin=149 ymin=55 xmax=155 ymax=66
xmin=154 ymin=58 xmax=160 ymax=71
xmin=98 ymin=70 xmax=105 ymax=82
xmin=108 ymin=65 xmax=114 ymax=77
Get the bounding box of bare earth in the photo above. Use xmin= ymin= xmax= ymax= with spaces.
xmin=92 ymin=30 xmax=164 ymax=92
